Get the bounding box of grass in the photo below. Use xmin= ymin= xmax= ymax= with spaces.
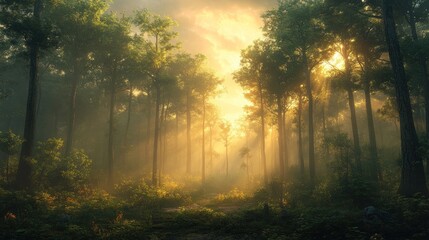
xmin=1 ymin=177 xmax=429 ymax=240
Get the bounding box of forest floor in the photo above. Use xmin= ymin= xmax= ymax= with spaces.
xmin=1 ymin=180 xmax=429 ymax=240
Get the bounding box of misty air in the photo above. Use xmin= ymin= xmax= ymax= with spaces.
xmin=0 ymin=0 xmax=429 ymax=239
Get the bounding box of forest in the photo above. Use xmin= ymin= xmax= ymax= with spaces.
xmin=1 ymin=0 xmax=429 ymax=239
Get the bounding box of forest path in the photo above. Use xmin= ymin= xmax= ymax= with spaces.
xmin=147 ymin=196 xmax=251 ymax=239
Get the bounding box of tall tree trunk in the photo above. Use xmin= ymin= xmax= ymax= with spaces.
xmin=16 ymin=0 xmax=42 ymax=189
xmin=277 ymin=95 xmax=285 ymax=182
xmin=209 ymin=124 xmax=213 ymax=175
xmin=225 ymin=139 xmax=229 ymax=177
xmin=246 ymin=133 xmax=250 ymax=184
xmin=303 ymin=51 xmax=315 ymax=185
xmin=202 ymin=95 xmax=206 ymax=185
xmin=65 ymin=60 xmax=80 ymax=156
xmin=123 ymin=83 xmax=133 ymax=147
xmin=145 ymin=95 xmax=152 ymax=163
xmin=175 ymin=111 xmax=179 ymax=165
xmin=158 ymin=100 xmax=166 ymax=186
xmin=186 ymin=90 xmax=192 ymax=174
xmin=363 ymin=54 xmax=381 ymax=181
xmin=406 ymin=1 xmax=429 ymax=141
xmin=107 ymin=67 xmax=117 ymax=188
xmin=382 ymin=0 xmax=428 ymax=196
xmin=162 ymin=99 xmax=170 ymax=182
xmin=258 ymin=81 xmax=268 ymax=185
xmin=343 ymin=44 xmax=362 ymax=173
xmin=298 ymin=92 xmax=305 ymax=179
xmin=152 ymin=83 xmax=161 ymax=186
xmin=283 ymin=107 xmax=289 ymax=172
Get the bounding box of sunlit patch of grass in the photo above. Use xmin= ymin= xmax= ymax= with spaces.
xmin=215 ymin=188 xmax=248 ymax=203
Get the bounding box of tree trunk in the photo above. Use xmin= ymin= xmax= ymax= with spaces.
xmin=363 ymin=54 xmax=381 ymax=181
xmin=298 ymin=92 xmax=305 ymax=179
xmin=152 ymin=83 xmax=161 ymax=186
xmin=303 ymin=51 xmax=315 ymax=185
xmin=258 ymin=81 xmax=268 ymax=185
xmin=283 ymin=107 xmax=289 ymax=172
xmin=277 ymin=95 xmax=285 ymax=182
xmin=145 ymin=95 xmax=152 ymax=163
xmin=186 ymin=90 xmax=192 ymax=174
xmin=406 ymin=1 xmax=429 ymax=141
xmin=175 ymin=111 xmax=179 ymax=164
xmin=343 ymin=44 xmax=362 ymax=173
xmin=158 ymin=100 xmax=166 ymax=186
xmin=225 ymin=139 xmax=229 ymax=177
xmin=65 ymin=60 xmax=80 ymax=156
xmin=202 ymin=95 xmax=206 ymax=185
xmin=16 ymin=0 xmax=42 ymax=189
xmin=123 ymin=84 xmax=133 ymax=147
xmin=382 ymin=0 xmax=428 ymax=196
xmin=107 ymin=67 xmax=117 ymax=188
xmin=209 ymin=124 xmax=213 ymax=175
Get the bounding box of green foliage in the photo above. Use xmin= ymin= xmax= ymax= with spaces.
xmin=215 ymin=188 xmax=248 ymax=203
xmin=30 ymin=138 xmax=92 ymax=190
xmin=0 ymin=130 xmax=23 ymax=155
xmin=114 ymin=179 xmax=191 ymax=208
xmin=175 ymin=207 xmax=226 ymax=228
xmin=61 ymin=150 xmax=92 ymax=189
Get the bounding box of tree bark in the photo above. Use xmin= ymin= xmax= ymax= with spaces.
xmin=382 ymin=0 xmax=428 ymax=196
xmin=152 ymin=82 xmax=161 ymax=186
xmin=258 ymin=80 xmax=268 ymax=185
xmin=107 ymin=66 xmax=117 ymax=188
xmin=405 ymin=1 xmax=429 ymax=141
xmin=209 ymin=124 xmax=213 ymax=175
xmin=343 ymin=44 xmax=362 ymax=173
xmin=283 ymin=107 xmax=289 ymax=172
xmin=65 ymin=60 xmax=80 ymax=156
xmin=363 ymin=54 xmax=381 ymax=181
xmin=175 ymin=111 xmax=179 ymax=164
xmin=277 ymin=95 xmax=285 ymax=182
xmin=186 ymin=90 xmax=192 ymax=174
xmin=225 ymin=138 xmax=229 ymax=177
xmin=202 ymin=95 xmax=206 ymax=185
xmin=298 ymin=92 xmax=305 ymax=179
xmin=16 ymin=0 xmax=42 ymax=189
xmin=303 ymin=51 xmax=315 ymax=185
xmin=123 ymin=84 xmax=133 ymax=147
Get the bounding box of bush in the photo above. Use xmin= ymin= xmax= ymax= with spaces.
xmin=114 ymin=178 xmax=191 ymax=208
xmin=31 ymin=138 xmax=92 ymax=190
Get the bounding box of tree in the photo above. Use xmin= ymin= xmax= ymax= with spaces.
xmin=323 ymin=1 xmax=365 ymax=173
xmin=264 ymin=0 xmax=328 ymax=185
xmin=0 ymin=0 xmax=57 ymax=189
xmin=95 ymin=13 xmax=131 ymax=187
xmin=0 ymin=131 xmax=23 ymax=182
xmin=53 ymin=0 xmax=107 ymax=155
xmin=234 ymin=41 xmax=269 ymax=185
xmin=219 ymin=121 xmax=232 ymax=177
xmin=194 ymin=71 xmax=221 ymax=184
xmin=171 ymin=53 xmax=206 ymax=175
xmin=381 ymin=0 xmax=428 ymax=196
xmin=133 ymin=9 xmax=178 ymax=186
xmin=398 ymin=0 xmax=429 ymax=140
xmin=260 ymin=41 xmax=302 ymax=182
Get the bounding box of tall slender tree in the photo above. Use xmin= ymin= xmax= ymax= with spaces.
xmin=381 ymin=0 xmax=428 ymax=196
xmin=134 ymin=10 xmax=178 ymax=186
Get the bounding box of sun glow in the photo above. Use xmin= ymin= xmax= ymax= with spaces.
xmin=321 ymin=51 xmax=345 ymax=74
xmin=178 ymin=7 xmax=263 ymax=128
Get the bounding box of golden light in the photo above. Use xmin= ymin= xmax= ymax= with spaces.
xmin=320 ymin=51 xmax=345 ymax=74
xmin=178 ymin=7 xmax=263 ymax=131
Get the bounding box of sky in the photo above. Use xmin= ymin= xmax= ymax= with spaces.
xmin=111 ymin=0 xmax=277 ymax=124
